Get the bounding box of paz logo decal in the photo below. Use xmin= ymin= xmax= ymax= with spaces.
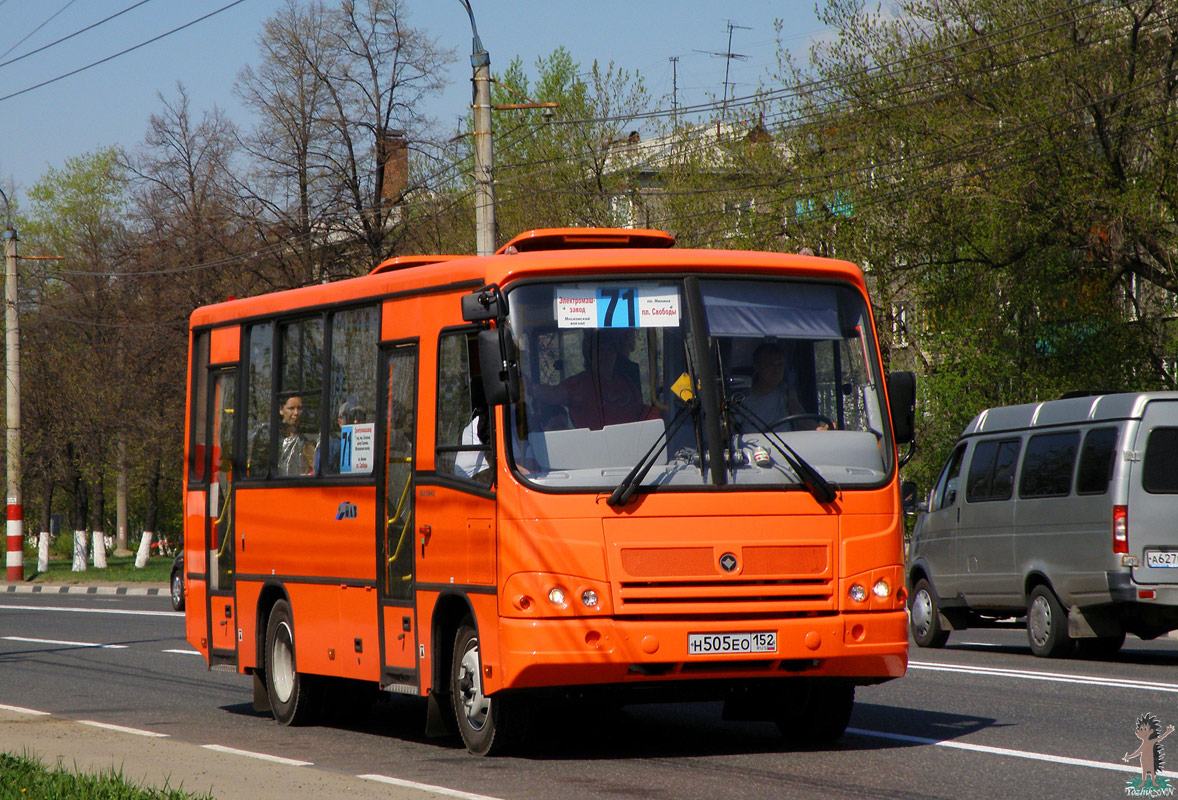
xmin=1124 ymin=713 xmax=1175 ymax=796
xmin=335 ymin=501 xmax=358 ymax=520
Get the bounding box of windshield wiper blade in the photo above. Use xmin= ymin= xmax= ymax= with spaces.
xmin=608 ymin=398 xmax=699 ymax=507
xmin=728 ymin=401 xmax=838 ymax=504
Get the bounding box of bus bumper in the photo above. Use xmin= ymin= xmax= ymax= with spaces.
xmin=494 ymin=610 xmax=908 ymax=691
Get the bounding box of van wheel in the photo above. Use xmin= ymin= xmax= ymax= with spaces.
xmin=265 ymin=599 xmax=320 ymax=725
xmin=910 ymin=579 xmax=950 ymax=648
xmin=451 ymin=620 xmax=529 ymax=756
xmin=1026 ymin=585 xmax=1072 ymax=658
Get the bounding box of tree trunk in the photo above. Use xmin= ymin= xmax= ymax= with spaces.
xmin=37 ymin=480 xmax=52 ymax=573
xmin=91 ymin=475 xmax=107 ymax=568
xmin=115 ymin=436 xmax=131 ymax=556
xmin=70 ymin=460 xmax=87 ymax=573
xmin=136 ymin=457 xmax=161 ymax=569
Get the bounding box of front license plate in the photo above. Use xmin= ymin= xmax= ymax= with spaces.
xmin=687 ymin=631 xmax=777 ymax=655
xmin=1146 ymin=550 xmax=1178 ymax=568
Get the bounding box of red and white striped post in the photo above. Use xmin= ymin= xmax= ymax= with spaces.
xmin=3 ymin=216 xmax=21 ymax=582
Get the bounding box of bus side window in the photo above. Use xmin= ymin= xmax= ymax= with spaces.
xmin=437 ymin=330 xmax=492 ymax=484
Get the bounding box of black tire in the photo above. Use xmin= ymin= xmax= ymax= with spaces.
xmin=909 ymin=578 xmax=949 ymax=648
xmin=1026 ymin=585 xmax=1072 ymax=658
xmin=169 ymin=568 xmax=185 ymax=612
xmin=264 ymin=599 xmax=320 ymax=725
xmin=1075 ymin=632 xmax=1125 ymax=659
xmin=451 ymin=620 xmax=529 ymax=756
xmin=774 ymin=679 xmax=855 ymax=744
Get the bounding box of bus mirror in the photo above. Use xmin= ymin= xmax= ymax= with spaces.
xmin=478 ymin=329 xmax=520 ymax=406
xmin=901 ymin=480 xmax=921 ymax=515
xmin=462 ymin=287 xmax=501 ymax=323
xmin=887 ymin=371 xmax=916 ymax=444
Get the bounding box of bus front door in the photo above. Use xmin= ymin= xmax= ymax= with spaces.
xmin=206 ymin=369 xmax=237 ymax=661
xmin=380 ymin=343 xmax=418 ymax=683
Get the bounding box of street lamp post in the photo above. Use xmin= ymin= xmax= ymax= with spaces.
xmin=0 ymin=189 xmax=21 ymax=583
xmin=457 ymin=0 xmax=496 ymax=256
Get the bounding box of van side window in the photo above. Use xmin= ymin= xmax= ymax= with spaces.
xmin=966 ymin=438 xmax=1020 ymax=502
xmin=1019 ymin=431 xmax=1079 ymax=498
xmin=1076 ymin=427 xmax=1118 ymax=495
xmin=1143 ymin=428 xmax=1178 ymax=494
xmin=931 ymin=444 xmax=966 ymax=511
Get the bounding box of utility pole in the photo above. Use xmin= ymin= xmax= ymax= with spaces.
xmin=458 ymin=0 xmax=495 ymax=256
xmin=1 ymin=189 xmax=21 ymax=583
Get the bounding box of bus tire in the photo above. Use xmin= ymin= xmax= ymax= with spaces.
xmin=450 ymin=620 xmax=528 ymax=756
xmin=1026 ymin=584 xmax=1073 ymax=658
xmin=265 ymin=599 xmax=319 ymax=725
xmin=774 ymin=679 xmax=855 ymax=744
xmin=910 ymin=578 xmax=950 ymax=648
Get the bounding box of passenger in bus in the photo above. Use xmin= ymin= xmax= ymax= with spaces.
xmin=316 ymin=399 xmax=365 ymax=473
xmin=739 ymin=342 xmax=828 ymax=431
xmin=277 ymin=394 xmax=316 ymax=476
xmin=531 ymin=329 xmax=650 ymax=430
xmin=454 ymin=405 xmax=493 ymax=483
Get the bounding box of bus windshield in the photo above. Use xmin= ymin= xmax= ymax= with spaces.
xmin=506 ymin=277 xmax=892 ymax=492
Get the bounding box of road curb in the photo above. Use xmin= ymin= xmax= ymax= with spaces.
xmin=2 ymin=583 xmax=165 ymax=596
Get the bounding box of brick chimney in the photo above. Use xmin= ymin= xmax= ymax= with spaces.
xmin=377 ymin=131 xmax=408 ymax=203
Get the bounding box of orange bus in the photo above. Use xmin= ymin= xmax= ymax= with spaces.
xmin=183 ymin=228 xmax=915 ymax=755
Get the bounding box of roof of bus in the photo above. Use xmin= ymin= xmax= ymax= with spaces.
xmin=189 ymin=234 xmax=867 ymax=329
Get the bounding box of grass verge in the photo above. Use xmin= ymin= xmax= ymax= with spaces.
xmin=0 ymin=751 xmax=213 ymax=799
xmin=18 ymin=555 xmax=173 ymax=584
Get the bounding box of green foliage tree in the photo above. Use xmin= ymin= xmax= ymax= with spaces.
xmin=773 ymin=0 xmax=1178 ymax=485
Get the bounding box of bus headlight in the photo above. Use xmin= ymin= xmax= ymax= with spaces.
xmin=548 ymin=586 xmax=567 ymax=607
xmin=581 ymin=590 xmax=599 ymax=608
xmin=849 ymin=584 xmax=867 ymax=603
xmin=872 ymin=579 xmax=891 ymax=599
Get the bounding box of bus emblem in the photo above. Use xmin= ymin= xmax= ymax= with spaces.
xmin=719 ymin=553 xmax=738 ymax=573
xmin=335 ymin=502 xmax=358 ymax=520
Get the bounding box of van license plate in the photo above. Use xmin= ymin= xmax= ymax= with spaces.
xmin=687 ymin=631 xmax=776 ymax=655
xmin=1146 ymin=551 xmax=1178 ymax=568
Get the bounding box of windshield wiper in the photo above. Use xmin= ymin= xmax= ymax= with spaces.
xmin=727 ymin=401 xmax=838 ymax=504
xmin=607 ymin=398 xmax=699 ymax=507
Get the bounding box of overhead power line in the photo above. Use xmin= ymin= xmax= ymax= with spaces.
xmin=0 ymin=0 xmax=248 ymax=104
xmin=0 ymin=0 xmax=159 ymax=71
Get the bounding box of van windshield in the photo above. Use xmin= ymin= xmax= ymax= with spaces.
xmin=505 ymin=277 xmax=892 ymax=492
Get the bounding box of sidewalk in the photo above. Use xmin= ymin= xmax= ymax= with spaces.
xmin=2 ymin=581 xmax=167 ymax=596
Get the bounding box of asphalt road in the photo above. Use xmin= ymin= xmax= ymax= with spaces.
xmin=2 ymin=589 xmax=1176 ymax=800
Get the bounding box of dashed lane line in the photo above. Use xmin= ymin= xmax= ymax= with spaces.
xmin=4 ymin=635 xmax=128 ymax=649
xmin=78 ymin=720 xmax=169 ymax=738
xmin=201 ymin=744 xmax=313 ymax=767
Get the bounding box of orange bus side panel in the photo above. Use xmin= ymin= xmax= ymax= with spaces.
xmin=209 ymin=326 xmax=240 ymax=364
xmin=283 ymin=583 xmax=342 ymax=677
xmin=234 ymin=486 xmax=377 ymax=582
xmin=415 ymin=487 xmax=495 ymax=587
xmin=210 ymin=596 xmax=236 ymax=651
xmin=185 ymin=579 xmax=208 ymax=656
xmin=839 ymin=512 xmax=905 ymax=578
xmin=337 ymin=584 xmax=380 ymax=681
xmin=235 ymin=581 xmax=262 ymax=671
xmin=382 ymin=604 xmax=416 ymax=674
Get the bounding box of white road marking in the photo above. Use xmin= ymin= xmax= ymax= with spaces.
xmin=162 ymin=648 xmax=203 ymax=656
xmin=848 ymin=727 xmax=1178 ymax=778
xmin=79 ymin=720 xmax=169 ymax=738
xmin=0 ymin=603 xmax=178 ymax=617
xmin=359 ymin=774 xmax=505 ymax=800
xmin=0 ymin=704 xmax=49 ymax=716
xmin=202 ymin=744 xmax=312 ymax=766
xmin=4 ymin=636 xmax=127 ymax=649
xmin=909 ymin=660 xmax=1178 ymax=694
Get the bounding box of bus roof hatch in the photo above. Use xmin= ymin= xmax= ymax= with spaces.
xmin=497 ymin=227 xmax=676 ymax=255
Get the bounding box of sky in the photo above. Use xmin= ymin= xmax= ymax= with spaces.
xmin=0 ymin=0 xmax=830 ymax=205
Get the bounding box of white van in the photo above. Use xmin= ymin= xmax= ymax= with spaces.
xmin=907 ymin=392 xmax=1178 ymax=657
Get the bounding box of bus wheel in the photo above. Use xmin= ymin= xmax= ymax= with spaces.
xmin=910 ymin=579 xmax=950 ymax=648
xmin=451 ymin=621 xmax=528 ymax=756
xmin=1026 ymin=585 xmax=1073 ymax=658
xmin=774 ymin=679 xmax=855 ymax=744
xmin=265 ymin=599 xmax=319 ymax=725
